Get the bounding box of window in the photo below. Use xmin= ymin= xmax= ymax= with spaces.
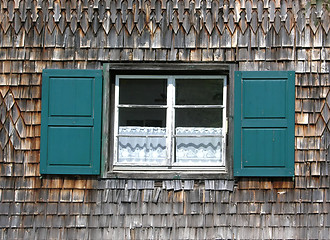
xmin=112 ymin=75 xmax=227 ymax=172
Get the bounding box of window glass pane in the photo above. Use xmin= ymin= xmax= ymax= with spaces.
xmin=119 ymin=108 xmax=166 ymax=127
xmin=176 ymin=79 xmax=223 ymax=105
xmin=175 ymin=128 xmax=224 ymax=165
xmin=119 ymin=79 xmax=167 ymax=105
xmin=176 ymin=137 xmax=223 ymax=164
xmin=175 ymin=108 xmax=223 ymax=127
xmin=118 ymin=127 xmax=167 ymax=164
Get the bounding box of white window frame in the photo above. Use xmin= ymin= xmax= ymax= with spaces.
xmin=113 ymin=75 xmax=227 ymax=172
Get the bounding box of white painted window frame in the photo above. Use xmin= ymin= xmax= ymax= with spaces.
xmin=113 ymin=75 xmax=227 ymax=171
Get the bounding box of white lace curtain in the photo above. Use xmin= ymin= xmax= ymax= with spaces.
xmin=118 ymin=127 xmax=167 ymax=164
xmin=175 ymin=127 xmax=223 ymax=164
xmin=118 ymin=126 xmax=224 ymax=164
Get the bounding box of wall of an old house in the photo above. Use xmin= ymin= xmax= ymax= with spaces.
xmin=0 ymin=0 xmax=329 ymax=239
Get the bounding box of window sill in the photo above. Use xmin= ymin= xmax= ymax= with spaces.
xmin=106 ymin=167 xmax=231 ymax=180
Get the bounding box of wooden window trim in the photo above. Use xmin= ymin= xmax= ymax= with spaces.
xmin=101 ymin=63 xmax=236 ymax=180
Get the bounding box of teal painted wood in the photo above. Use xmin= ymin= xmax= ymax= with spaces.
xmin=49 ymin=78 xmax=93 ymax=117
xmin=40 ymin=69 xmax=103 ymax=175
xmin=48 ymin=127 xmax=92 ymax=166
xmin=234 ymin=71 xmax=295 ymax=177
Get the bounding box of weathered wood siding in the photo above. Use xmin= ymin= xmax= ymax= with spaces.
xmin=0 ymin=0 xmax=329 ymax=239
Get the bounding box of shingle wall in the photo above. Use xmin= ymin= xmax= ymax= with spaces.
xmin=0 ymin=0 xmax=329 ymax=239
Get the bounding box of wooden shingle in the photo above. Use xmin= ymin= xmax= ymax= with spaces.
xmin=0 ymin=1 xmax=328 ymax=239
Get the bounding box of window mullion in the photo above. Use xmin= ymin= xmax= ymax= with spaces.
xmin=118 ymin=104 xmax=167 ymax=108
xmin=167 ymin=77 xmax=175 ymax=166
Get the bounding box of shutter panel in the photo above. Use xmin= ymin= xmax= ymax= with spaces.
xmin=234 ymin=71 xmax=295 ymax=177
xmin=40 ymin=69 xmax=102 ymax=175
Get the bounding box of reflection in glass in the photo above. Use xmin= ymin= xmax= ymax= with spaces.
xmin=119 ymin=108 xmax=166 ymax=127
xmin=176 ymin=79 xmax=223 ymax=105
xmin=175 ymin=108 xmax=222 ymax=127
xmin=119 ymin=79 xmax=167 ymax=105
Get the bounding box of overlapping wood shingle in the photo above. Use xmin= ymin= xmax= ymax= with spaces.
xmin=0 ymin=0 xmax=329 ymax=239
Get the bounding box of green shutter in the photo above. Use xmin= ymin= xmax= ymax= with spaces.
xmin=40 ymin=69 xmax=102 ymax=175
xmin=234 ymin=71 xmax=295 ymax=177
